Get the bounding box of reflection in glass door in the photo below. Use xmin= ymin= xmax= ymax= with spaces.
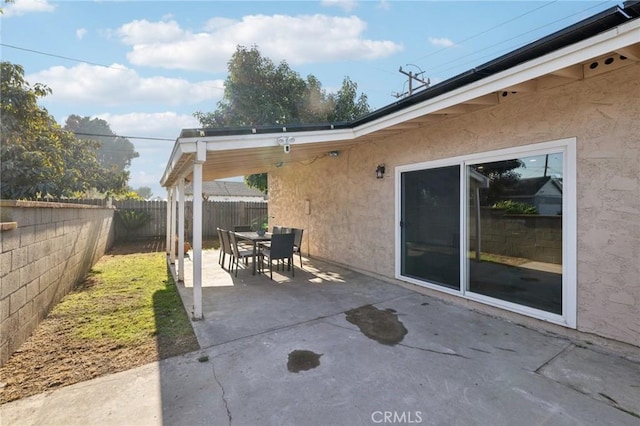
xmin=401 ymin=166 xmax=460 ymax=290
xmin=466 ymin=153 xmax=564 ymax=314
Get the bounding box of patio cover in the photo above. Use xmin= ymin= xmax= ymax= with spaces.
xmin=160 ymin=3 xmax=640 ymax=319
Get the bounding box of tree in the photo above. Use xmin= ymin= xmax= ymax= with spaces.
xmin=472 ymin=159 xmax=525 ymax=205
xmin=0 ymin=62 xmax=126 ymax=199
xmin=328 ymin=77 xmax=371 ymax=122
xmin=134 ymin=186 xmax=153 ymax=200
xmin=194 ymin=45 xmax=370 ymax=193
xmin=63 ymin=115 xmax=139 ymax=173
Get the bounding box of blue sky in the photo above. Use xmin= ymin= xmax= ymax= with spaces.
xmin=1 ymin=0 xmax=618 ymax=197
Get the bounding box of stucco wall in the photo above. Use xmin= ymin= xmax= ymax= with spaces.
xmin=0 ymin=201 xmax=115 ymax=366
xmin=269 ymin=63 xmax=640 ymax=346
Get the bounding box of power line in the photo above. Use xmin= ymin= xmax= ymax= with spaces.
xmin=411 ymin=1 xmax=560 ymax=65
xmin=0 ymin=43 xmax=225 ymax=92
xmin=426 ymin=0 xmax=613 ymax=77
xmin=0 ymin=43 xmax=129 ymax=71
xmin=384 ymin=0 xmax=612 ymax=99
xmin=72 ymin=131 xmax=174 ymax=141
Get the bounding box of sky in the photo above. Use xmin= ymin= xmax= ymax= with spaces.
xmin=0 ymin=0 xmax=619 ymax=198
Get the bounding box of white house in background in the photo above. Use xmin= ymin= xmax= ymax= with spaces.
xmin=185 ymin=180 xmax=266 ymax=202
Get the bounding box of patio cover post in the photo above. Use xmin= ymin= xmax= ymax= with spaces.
xmin=178 ymin=178 xmax=185 ymax=282
xmin=169 ymin=187 xmax=177 ymax=264
xmin=192 ymin=140 xmax=206 ymax=320
xmin=165 ymin=188 xmax=172 ymax=255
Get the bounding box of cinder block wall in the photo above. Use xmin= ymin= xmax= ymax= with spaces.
xmin=0 ymin=201 xmax=115 ymax=366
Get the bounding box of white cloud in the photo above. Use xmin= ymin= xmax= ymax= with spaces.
xmin=377 ymin=0 xmax=391 ymax=11
xmin=76 ymin=28 xmax=87 ymax=40
xmin=115 ymin=14 xmax=403 ymax=72
xmin=117 ymin=19 xmax=186 ymax=44
xmin=321 ymin=0 xmax=358 ymax=12
xmin=27 ymin=63 xmax=223 ymax=107
xmin=1 ymin=0 xmax=55 ymax=17
xmin=428 ymin=37 xmax=456 ymax=48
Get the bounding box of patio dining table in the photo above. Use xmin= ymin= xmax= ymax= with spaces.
xmin=234 ymin=231 xmax=272 ymax=275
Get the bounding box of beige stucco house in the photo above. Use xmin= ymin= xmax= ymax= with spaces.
xmin=161 ymin=3 xmax=640 ymax=348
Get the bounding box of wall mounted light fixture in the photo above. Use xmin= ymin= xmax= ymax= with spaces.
xmin=376 ymin=164 xmax=386 ymax=179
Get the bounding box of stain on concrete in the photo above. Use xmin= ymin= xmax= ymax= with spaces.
xmin=287 ymin=350 xmax=322 ymax=373
xmin=345 ymin=305 xmax=408 ymax=346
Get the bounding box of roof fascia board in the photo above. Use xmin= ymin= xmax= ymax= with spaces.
xmin=160 ymin=141 xmax=197 ymax=186
xmin=353 ymin=19 xmax=640 ymax=138
xmin=178 ymin=128 xmax=356 ymax=151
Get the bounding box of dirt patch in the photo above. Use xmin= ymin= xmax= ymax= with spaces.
xmin=0 ymin=240 xmax=201 ymax=405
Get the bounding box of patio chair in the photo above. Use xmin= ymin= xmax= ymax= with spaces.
xmin=217 ymin=227 xmax=225 ymax=265
xmin=259 ymin=232 xmax=295 ymax=280
xmin=219 ymin=229 xmax=234 ymax=270
xmin=228 ymin=231 xmax=253 ymax=277
xmin=232 ymin=225 xmax=253 ymax=249
xmin=272 ymin=226 xmax=282 ymax=234
xmin=292 ymin=228 xmax=304 ymax=268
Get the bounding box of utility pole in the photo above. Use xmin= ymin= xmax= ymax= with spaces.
xmin=393 ymin=65 xmax=430 ymax=98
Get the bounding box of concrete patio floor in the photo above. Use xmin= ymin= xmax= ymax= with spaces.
xmin=1 ymin=249 xmax=639 ymax=425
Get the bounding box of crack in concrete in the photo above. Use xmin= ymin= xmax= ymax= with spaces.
xmin=197 ymin=294 xmax=413 ymax=351
xmin=398 ymin=342 xmax=470 ymax=359
xmin=534 ymin=342 xmax=574 ymax=374
xmin=211 ymin=360 xmax=232 ymax=426
xmin=322 ymin=319 xmax=470 ymax=359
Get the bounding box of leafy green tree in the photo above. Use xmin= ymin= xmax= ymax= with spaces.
xmin=0 ymin=61 xmax=125 ymax=199
xmin=63 ymin=115 xmax=139 ymax=173
xmin=194 ymin=45 xmax=370 ymax=193
xmin=134 ymin=186 xmax=153 ymax=199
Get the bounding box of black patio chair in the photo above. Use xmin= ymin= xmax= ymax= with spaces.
xmin=217 ymin=227 xmax=225 ymax=265
xmin=258 ymin=233 xmax=295 ymax=280
xmin=292 ymin=228 xmax=304 ymax=268
xmin=228 ymin=231 xmax=253 ymax=277
xmin=219 ymin=229 xmax=234 ymax=270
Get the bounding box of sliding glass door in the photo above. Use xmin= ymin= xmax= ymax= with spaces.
xmin=397 ymin=140 xmax=575 ymax=325
xmin=400 ymin=166 xmax=460 ymax=290
xmin=467 ymin=153 xmax=564 ymax=315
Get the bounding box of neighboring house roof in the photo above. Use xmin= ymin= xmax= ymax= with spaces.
xmin=504 ymin=177 xmax=558 ymax=197
xmin=186 ymin=181 xmax=265 ymax=198
xmin=161 ymin=1 xmax=640 ymax=187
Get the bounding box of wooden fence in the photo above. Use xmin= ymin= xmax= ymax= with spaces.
xmin=51 ymin=199 xmax=268 ymax=240
xmin=113 ymin=200 xmax=268 ymax=240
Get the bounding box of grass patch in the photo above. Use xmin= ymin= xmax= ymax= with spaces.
xmin=0 ymin=249 xmax=199 ymax=404
xmin=54 ymin=253 xmax=193 ymax=346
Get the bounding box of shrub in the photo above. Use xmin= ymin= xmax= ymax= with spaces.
xmin=116 ymin=209 xmax=152 ymax=232
xmin=492 ymin=200 xmax=537 ymax=215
